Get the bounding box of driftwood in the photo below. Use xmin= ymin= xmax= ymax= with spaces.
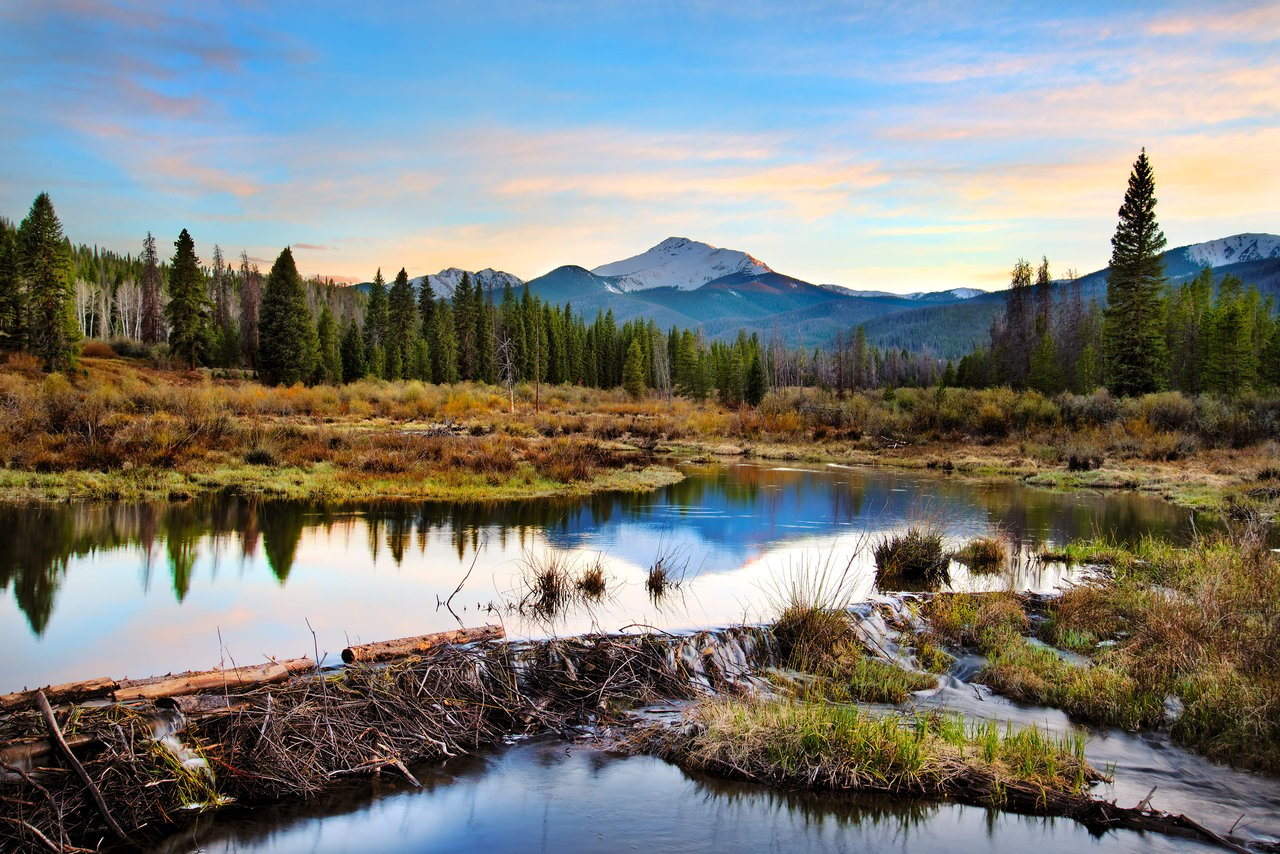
xmin=1 ymin=677 xmax=120 ymax=712
xmin=341 ymin=624 xmax=504 ymax=664
xmin=112 ymin=658 xmax=314 ymax=702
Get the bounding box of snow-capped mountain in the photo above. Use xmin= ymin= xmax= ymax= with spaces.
xmin=820 ymin=284 xmax=987 ymax=301
xmin=414 ymin=267 xmax=525 ymax=297
xmin=591 ymin=237 xmax=772 ymax=292
xmin=1181 ymin=234 xmax=1280 ymax=269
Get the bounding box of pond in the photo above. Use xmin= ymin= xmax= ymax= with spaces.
xmin=148 ymin=736 xmax=1212 ymax=854
xmin=1 ymin=461 xmax=1201 ymax=696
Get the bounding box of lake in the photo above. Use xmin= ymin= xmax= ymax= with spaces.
xmin=1 ymin=461 xmax=1199 ymax=695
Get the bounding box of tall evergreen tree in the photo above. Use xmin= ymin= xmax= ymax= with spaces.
xmin=165 ymin=228 xmax=210 ymax=369
xmin=452 ymin=274 xmax=476 ymax=379
xmin=744 ymin=349 xmax=767 ymax=406
xmin=140 ymin=232 xmax=164 ymax=345
xmin=0 ymin=218 xmax=21 ymax=349
xmin=431 ymin=296 xmax=459 ymax=384
xmin=417 ymin=274 xmax=436 ymax=337
xmin=340 ymin=319 xmax=367 ymax=382
xmin=622 ymin=338 xmax=646 ymax=398
xmin=316 ymin=303 xmax=341 ymax=384
xmin=363 ymin=269 xmax=388 ymax=378
xmin=386 ymin=267 xmax=418 ymax=380
xmin=474 ymin=280 xmax=496 ymax=383
xmin=19 ymin=193 xmax=78 ymax=371
xmin=258 ymin=247 xmax=318 ymax=385
xmin=1103 ymin=149 xmax=1168 ymax=397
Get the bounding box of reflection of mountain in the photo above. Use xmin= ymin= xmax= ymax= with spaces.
xmin=0 ymin=466 xmax=1210 ymax=637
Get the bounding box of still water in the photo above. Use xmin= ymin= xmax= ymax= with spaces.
xmin=150 ymin=737 xmax=1208 ymax=854
xmin=1 ymin=462 xmax=1199 ymax=695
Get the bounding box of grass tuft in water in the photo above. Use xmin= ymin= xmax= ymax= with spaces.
xmin=951 ymin=536 xmax=1006 ymax=572
xmin=874 ymin=526 xmax=948 ymax=584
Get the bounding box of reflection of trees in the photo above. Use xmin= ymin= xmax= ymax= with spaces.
xmin=163 ymin=504 xmax=203 ymax=601
xmin=0 ymin=468 xmax=1216 ymax=639
xmin=259 ymin=502 xmax=307 ymax=583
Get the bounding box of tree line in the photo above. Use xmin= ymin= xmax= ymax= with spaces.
xmin=950 ymin=151 xmax=1280 ymax=396
xmin=0 ymin=194 xmax=773 ymax=405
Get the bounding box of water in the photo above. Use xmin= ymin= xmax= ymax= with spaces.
xmin=1 ymin=462 xmax=1201 ymax=694
xmin=149 ymin=738 xmax=1208 ymax=854
xmin=5 ymin=462 xmax=1272 ymax=854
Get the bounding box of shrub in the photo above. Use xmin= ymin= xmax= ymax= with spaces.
xmin=80 ymin=340 xmax=118 ymax=358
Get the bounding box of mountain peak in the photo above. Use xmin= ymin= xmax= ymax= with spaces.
xmin=591 ymin=237 xmax=772 ymax=291
xmin=1180 ymin=233 xmax=1280 ymax=269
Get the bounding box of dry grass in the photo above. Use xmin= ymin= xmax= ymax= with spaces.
xmin=951 ymin=535 xmax=1007 ymax=572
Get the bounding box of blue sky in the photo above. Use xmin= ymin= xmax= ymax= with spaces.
xmin=1 ymin=0 xmax=1277 ymax=290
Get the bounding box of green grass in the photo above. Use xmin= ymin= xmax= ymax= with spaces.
xmin=874 ymin=527 xmax=948 ymax=583
xmin=925 ymin=533 xmax=1280 ymax=771
xmin=644 ymin=696 xmax=1098 ymax=805
xmin=781 ymin=654 xmax=938 ymax=705
xmin=951 ymin=536 xmax=1006 ymax=572
xmin=0 ymin=460 xmax=684 ymax=504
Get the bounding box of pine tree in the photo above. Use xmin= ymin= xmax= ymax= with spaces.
xmin=0 ymin=219 xmax=22 ymax=349
xmin=363 ymin=269 xmax=388 ymax=377
xmin=431 ymin=296 xmax=459 ymax=384
xmin=316 ymin=303 xmax=341 ymax=383
xmin=140 ymin=232 xmax=164 ymax=345
xmin=622 ymin=338 xmax=646 ymax=398
xmin=744 ymin=349 xmax=767 ymax=406
xmin=386 ymin=268 xmax=417 ymax=380
xmin=452 ymin=274 xmax=476 ymax=380
xmin=258 ymin=247 xmax=318 ymax=385
xmin=417 ymin=274 xmax=436 ymax=335
xmin=474 ymin=281 xmax=496 ymax=384
xmin=340 ymin=319 xmax=367 ymax=382
xmin=1103 ymin=149 xmax=1168 ymax=397
xmin=165 ymin=228 xmax=210 ymax=369
xmin=19 ymin=193 xmax=79 ymax=371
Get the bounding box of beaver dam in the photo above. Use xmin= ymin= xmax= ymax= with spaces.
xmin=4 ymin=593 xmax=1275 ymax=854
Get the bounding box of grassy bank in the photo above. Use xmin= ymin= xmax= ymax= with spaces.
xmin=922 ymin=529 xmax=1280 ymax=772
xmin=636 ymin=697 xmax=1099 ymax=809
xmin=1 ymin=354 xmax=1277 ymax=511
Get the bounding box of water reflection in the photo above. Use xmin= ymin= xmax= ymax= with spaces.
xmin=147 ymin=737 xmax=1202 ymax=854
xmin=1 ymin=463 xmax=1206 ymax=694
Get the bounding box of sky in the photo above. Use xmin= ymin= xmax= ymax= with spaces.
xmin=1 ymin=1 xmax=1277 ymax=292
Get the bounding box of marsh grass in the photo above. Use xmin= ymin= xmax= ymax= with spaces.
xmin=645 ymin=538 xmax=692 ymax=601
xmin=764 ymin=552 xmax=863 ymax=669
xmin=639 ymin=696 xmax=1098 ymax=806
xmin=782 ymin=656 xmax=938 ymax=705
xmin=874 ymin=526 xmax=948 ymax=585
xmin=576 ymin=556 xmax=608 ymax=600
xmin=951 ymin=535 xmax=1007 ymax=573
xmin=1041 ymin=530 xmax=1280 ymax=769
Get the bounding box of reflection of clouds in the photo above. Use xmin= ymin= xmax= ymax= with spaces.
xmin=3 ymin=464 xmax=1201 ymax=694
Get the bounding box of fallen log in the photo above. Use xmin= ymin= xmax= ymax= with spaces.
xmin=1 ymin=677 xmax=119 ymax=713
xmin=341 ymin=624 xmax=505 ymax=664
xmin=113 ymin=658 xmax=315 ymax=702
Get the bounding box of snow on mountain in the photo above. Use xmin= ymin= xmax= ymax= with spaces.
xmin=819 ymin=284 xmax=987 ymax=301
xmin=1182 ymin=234 xmax=1280 ymax=268
xmin=414 ymin=267 xmax=525 ymax=297
xmin=591 ymin=237 xmax=772 ymax=291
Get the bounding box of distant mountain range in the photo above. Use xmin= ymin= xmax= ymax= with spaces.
xmin=354 ymin=233 xmax=1280 ymax=358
